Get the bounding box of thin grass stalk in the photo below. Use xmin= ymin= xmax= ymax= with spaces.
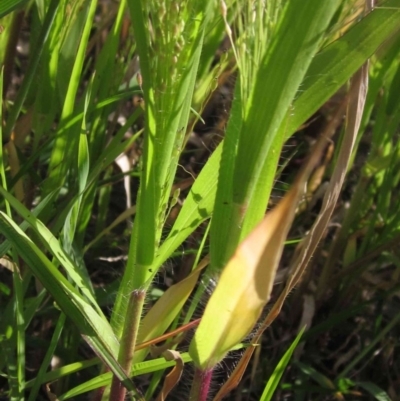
xmin=338 ymin=310 xmax=400 ymax=379
xmin=27 ymin=314 xmax=66 ymax=401
xmin=2 ymin=10 xmax=24 ymax=98
xmin=317 ymin=0 xmax=373 ymax=300
xmin=111 ymin=5 xmax=211 ymax=372
xmin=317 ymin=175 xmax=369 ymax=300
xmin=109 ymin=290 xmax=145 ymax=401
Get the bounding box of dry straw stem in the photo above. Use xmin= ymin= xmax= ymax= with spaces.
xmin=213 ymin=21 xmax=370 ymax=401
xmin=316 ymin=2 xmax=373 ymax=299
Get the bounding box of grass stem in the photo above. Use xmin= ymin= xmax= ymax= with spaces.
xmin=189 ymin=368 xmax=213 ymax=401
xmin=109 ymin=289 xmax=146 ymax=401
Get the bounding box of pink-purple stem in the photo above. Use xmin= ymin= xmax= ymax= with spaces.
xmin=190 ymin=367 xmax=213 ymax=401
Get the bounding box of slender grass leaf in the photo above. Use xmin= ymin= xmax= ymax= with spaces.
xmin=0 ymin=187 xmax=102 ymax=315
xmin=25 ymin=359 xmax=100 ymax=390
xmin=58 ymin=353 xmax=193 ymax=400
xmin=4 ymin=0 xmax=59 ymax=139
xmin=56 ymin=88 xmax=141 ymax=134
xmin=357 ymin=382 xmax=392 ymax=401
xmin=286 ymin=0 xmax=400 ymax=137
xmin=112 ymin=4 xmax=214 ymax=365
xmin=145 ymin=143 xmax=221 ymax=283
xmin=0 ymin=213 xmax=133 ymax=389
xmin=27 ymin=314 xmax=66 ymax=401
xmin=43 ymin=0 xmax=97 ymax=194
xmin=211 ymin=0 xmax=341 ymax=271
xmin=62 ymin=73 xmax=92 ymax=252
xmin=260 ymin=327 xmax=306 ymax=401
xmin=0 ymin=190 xmax=58 ymax=256
xmin=296 ymin=362 xmax=336 ymax=390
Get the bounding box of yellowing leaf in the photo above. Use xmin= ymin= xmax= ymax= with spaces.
xmin=133 ymin=256 xmax=208 ymax=363
xmin=189 ymin=139 xmax=326 ymax=370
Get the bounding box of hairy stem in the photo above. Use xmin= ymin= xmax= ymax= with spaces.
xmin=109 ymin=289 xmax=146 ymax=401
xmin=189 ymin=368 xmax=213 ymax=401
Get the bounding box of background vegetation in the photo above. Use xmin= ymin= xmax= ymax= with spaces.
xmin=0 ymin=0 xmax=399 ymax=400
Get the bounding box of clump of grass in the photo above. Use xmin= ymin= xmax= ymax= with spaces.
xmin=0 ymin=0 xmax=400 ymax=400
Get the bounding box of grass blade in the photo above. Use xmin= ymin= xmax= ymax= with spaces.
xmin=3 ymin=0 xmax=59 ymax=139
xmin=260 ymin=327 xmax=306 ymax=401
xmin=0 ymin=213 xmax=134 ymax=390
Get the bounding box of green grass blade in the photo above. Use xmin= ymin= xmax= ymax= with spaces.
xmin=124 ymin=0 xmax=212 ymax=280
xmin=234 ymin=0 xmax=339 ymax=205
xmin=62 ymin=74 xmax=92 ymax=252
xmin=1 ymin=65 xmax=25 ymax=400
xmin=27 ymin=313 xmax=66 ymax=401
xmin=112 ymin=1 xmax=212 ymax=348
xmin=209 ymin=79 xmax=243 ymax=270
xmin=260 ymin=327 xmax=306 ymax=401
xmin=24 ymin=358 xmax=100 ymax=390
xmin=142 ymin=142 xmax=221 ymax=284
xmin=58 ymin=353 xmax=193 ymax=400
xmin=0 ymin=187 xmax=101 ymax=314
xmin=55 ymin=88 xmax=141 ymax=134
xmin=357 ymin=382 xmax=392 ymax=401
xmin=0 ymin=0 xmax=28 ymax=20
xmin=286 ymin=0 xmax=400 ymax=137
xmin=0 ymin=191 xmax=58 ymax=256
xmin=125 ymin=0 xmax=157 ymax=269
xmin=3 ymin=0 xmax=59 ymax=139
xmin=0 ymin=213 xmax=134 ymax=389
xmin=296 ymin=361 xmax=336 ymax=390
xmin=43 ymin=0 xmax=97 ymax=195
